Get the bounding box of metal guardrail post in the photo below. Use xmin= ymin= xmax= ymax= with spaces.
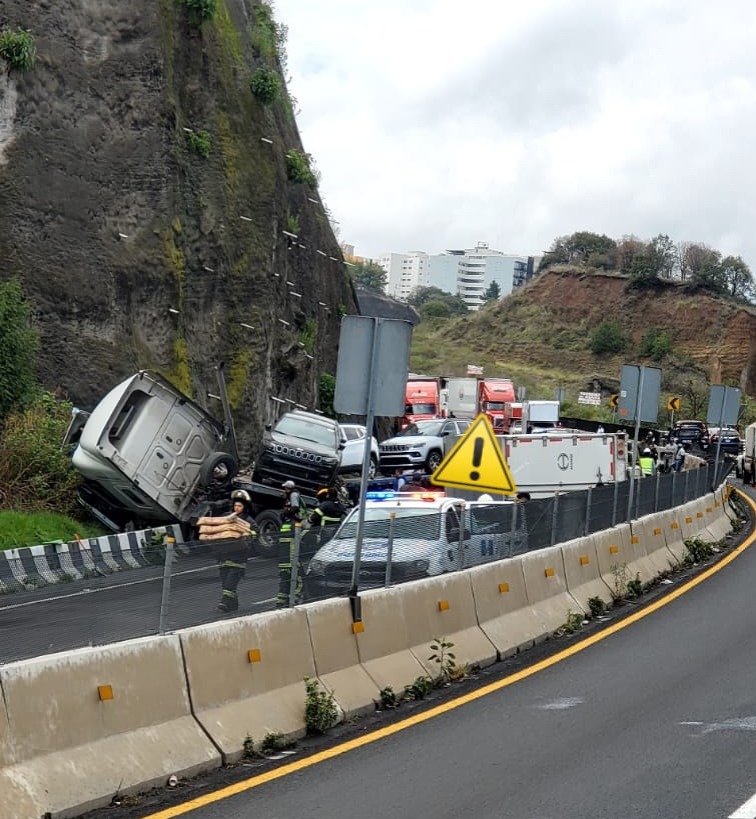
xmin=289 ymin=523 xmax=302 ymax=607
xmin=612 ymin=479 xmax=618 ymax=526
xmin=509 ymin=503 xmax=518 ymax=558
xmin=550 ymin=494 xmax=560 ymax=547
xmin=456 ymin=502 xmax=465 ymax=571
xmin=684 ymin=468 xmax=690 ymax=502
xmin=654 ymin=469 xmax=661 ymax=512
xmin=384 ymin=512 xmax=396 ymax=587
xmin=158 ymin=536 xmax=175 ymax=635
xmin=584 ymin=488 xmax=592 ymax=537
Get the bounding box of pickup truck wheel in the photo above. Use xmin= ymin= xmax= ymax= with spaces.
xmin=198 ymin=451 xmax=239 ymax=488
xmin=425 ymin=450 xmax=442 ymax=472
xmin=253 ymin=509 xmax=281 ymax=559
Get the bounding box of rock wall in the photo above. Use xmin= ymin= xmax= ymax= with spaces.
xmin=0 ymin=0 xmax=355 ymax=460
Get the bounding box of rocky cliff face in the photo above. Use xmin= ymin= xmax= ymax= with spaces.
xmin=0 ymin=0 xmax=355 ymax=459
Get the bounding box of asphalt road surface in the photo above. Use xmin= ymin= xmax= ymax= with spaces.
xmin=117 ymin=493 xmax=756 ymax=819
xmin=0 ymin=551 xmax=283 ymax=663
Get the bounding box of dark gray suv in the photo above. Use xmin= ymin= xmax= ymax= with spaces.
xmin=253 ymin=411 xmax=342 ymax=492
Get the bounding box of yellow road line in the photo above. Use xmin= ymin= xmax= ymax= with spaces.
xmin=142 ymin=490 xmax=756 ymax=818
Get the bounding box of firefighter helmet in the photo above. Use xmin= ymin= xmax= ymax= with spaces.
xmin=231 ymin=489 xmax=252 ymax=503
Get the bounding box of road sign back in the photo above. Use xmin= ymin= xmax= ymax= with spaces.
xmin=431 ymin=414 xmax=517 ymax=494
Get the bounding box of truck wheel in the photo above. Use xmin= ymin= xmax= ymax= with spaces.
xmin=253 ymin=509 xmax=281 ymax=559
xmin=198 ymin=451 xmax=239 ymax=488
xmin=425 ymin=450 xmax=442 ymax=472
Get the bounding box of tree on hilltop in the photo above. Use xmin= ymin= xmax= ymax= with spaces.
xmin=538 ymin=231 xmax=617 ymax=271
xmin=348 ymin=260 xmax=387 ymax=293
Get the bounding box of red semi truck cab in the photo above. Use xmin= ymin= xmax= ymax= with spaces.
xmin=477 ymin=379 xmax=516 ymax=429
xmin=400 ymin=378 xmax=441 ymax=429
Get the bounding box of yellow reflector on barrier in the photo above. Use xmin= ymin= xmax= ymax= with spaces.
xmin=98 ymin=685 xmax=113 ymax=701
xmin=631 ymin=536 xmax=639 ymax=544
xmin=352 ymin=621 xmax=365 ymax=634
xmin=670 ymin=522 xmax=679 ymax=529
xmin=579 ymin=556 xmax=589 ymax=566
xmin=696 ymin=512 xmax=703 ymax=518
xmin=438 ymin=600 xmax=450 ymax=612
xmin=609 ymin=545 xmax=619 ymax=554
xmin=544 ymin=568 xmax=555 ymax=578
xmin=247 ymin=649 xmax=261 ymax=663
xmin=686 ymin=517 xmax=693 ymax=523
xmin=653 ymin=528 xmax=662 ymax=536
xmin=498 ymin=582 xmax=510 ymax=593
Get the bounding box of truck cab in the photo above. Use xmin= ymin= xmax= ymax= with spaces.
xmin=477 ymin=379 xmax=515 ymax=429
xmin=400 ymin=378 xmax=441 ymax=429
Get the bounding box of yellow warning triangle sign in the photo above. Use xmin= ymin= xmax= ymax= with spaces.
xmin=431 ymin=414 xmax=517 ymax=494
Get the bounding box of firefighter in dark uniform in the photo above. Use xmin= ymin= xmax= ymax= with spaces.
xmin=217 ymin=489 xmax=256 ymax=612
xmin=308 ymin=486 xmax=346 ymax=551
xmin=276 ymin=480 xmax=303 ymax=607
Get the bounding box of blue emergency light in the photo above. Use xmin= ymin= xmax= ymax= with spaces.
xmin=365 ymin=491 xmax=398 ymax=501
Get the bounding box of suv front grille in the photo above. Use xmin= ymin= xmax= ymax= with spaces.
xmin=273 ymin=444 xmax=324 ymax=463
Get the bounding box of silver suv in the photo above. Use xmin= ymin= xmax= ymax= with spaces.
xmin=378 ymin=418 xmax=471 ymax=473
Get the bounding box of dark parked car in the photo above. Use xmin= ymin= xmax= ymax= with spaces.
xmin=672 ymin=420 xmax=709 ymax=451
xmin=709 ymin=426 xmax=741 ymax=455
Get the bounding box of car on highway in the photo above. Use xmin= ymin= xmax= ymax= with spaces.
xmin=378 ymin=418 xmax=471 ymax=473
xmin=708 ymin=426 xmax=741 ymax=455
xmin=338 ymin=423 xmax=379 ymax=479
xmin=303 ymin=491 xmax=525 ymax=599
xmin=672 ymin=420 xmax=710 ymax=450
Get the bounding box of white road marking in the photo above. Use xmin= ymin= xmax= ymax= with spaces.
xmin=730 ymin=791 xmax=756 ymax=818
xmin=532 ymin=697 xmax=585 ymax=710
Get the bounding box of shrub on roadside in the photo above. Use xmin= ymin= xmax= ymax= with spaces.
xmin=0 ymin=392 xmax=82 ymax=515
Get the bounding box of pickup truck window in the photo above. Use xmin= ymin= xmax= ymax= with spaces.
xmin=335 ymin=508 xmax=441 ymax=540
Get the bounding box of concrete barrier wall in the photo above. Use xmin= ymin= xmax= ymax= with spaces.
xmin=620 ymin=522 xmax=658 ymax=585
xmin=659 ymin=508 xmax=687 ymax=564
xmin=353 ymin=586 xmax=430 ymax=692
xmin=0 ymin=635 xmax=219 ymax=819
xmin=469 ymin=558 xmax=546 ymax=658
xmin=703 ymin=493 xmax=732 ymax=541
xmin=632 ymin=516 xmax=678 ymax=576
xmin=304 ymin=598 xmax=380 ymax=718
xmin=593 ymin=524 xmax=636 ymax=598
xmin=560 ymin=535 xmax=613 ymax=612
xmin=178 ymin=608 xmax=317 ymax=762
xmin=519 ymin=544 xmax=584 ymax=634
xmin=400 ymin=573 xmax=498 ymax=677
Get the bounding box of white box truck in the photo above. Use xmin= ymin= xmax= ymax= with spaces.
xmin=440 ymin=377 xmax=479 ymax=419
xmin=499 ymin=431 xmax=628 ymax=497
xmin=521 ymin=400 xmax=561 ymax=433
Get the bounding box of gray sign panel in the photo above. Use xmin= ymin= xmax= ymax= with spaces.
xmin=618 ymin=364 xmax=661 ymax=423
xmin=706 ymin=385 xmax=741 ymax=427
xmin=334 ymin=316 xmax=412 ymax=416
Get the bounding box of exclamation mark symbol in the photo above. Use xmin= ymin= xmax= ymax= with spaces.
xmin=470 ymin=437 xmax=484 ymax=481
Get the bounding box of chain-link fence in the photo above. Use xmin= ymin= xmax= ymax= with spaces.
xmin=0 ymin=461 xmax=732 ymax=664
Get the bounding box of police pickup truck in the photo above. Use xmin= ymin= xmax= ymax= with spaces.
xmin=303 ymin=490 xmax=527 ymax=599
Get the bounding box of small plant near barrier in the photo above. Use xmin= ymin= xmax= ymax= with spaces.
xmin=684 ymin=537 xmax=715 ymax=564
xmin=626 ymin=573 xmax=643 ymax=598
xmin=304 ymin=677 xmax=338 ymax=735
xmin=176 ymin=0 xmax=217 ymax=24
xmin=558 ymin=609 xmax=585 ymax=635
xmin=286 ymin=149 xmax=317 ymax=187
xmin=21 ymin=575 xmax=45 ymax=589
xmin=141 ymin=531 xmax=166 ymax=566
xmin=587 ymin=596 xmax=606 ymax=617
xmin=260 ymin=731 xmax=296 ymax=755
xmin=185 ymin=128 xmax=211 ymax=158
xmin=250 ymin=66 xmax=281 ymax=104
xmin=377 ymin=686 xmax=399 ymax=709
xmin=242 ymin=735 xmax=255 ymax=759
xmin=403 ymin=676 xmax=433 ymax=701
xmin=428 ymin=636 xmax=458 ymax=684
xmin=610 ymin=562 xmax=629 ymax=601
xmin=0 ymin=28 xmax=36 ymax=71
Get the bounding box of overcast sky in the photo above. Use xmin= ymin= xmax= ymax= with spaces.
xmin=273 ymin=0 xmax=756 ymax=265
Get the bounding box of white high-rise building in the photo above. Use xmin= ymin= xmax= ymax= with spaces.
xmin=377 ymin=251 xmax=430 ymax=300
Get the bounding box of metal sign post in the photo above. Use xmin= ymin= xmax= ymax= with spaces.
xmin=334 ymin=316 xmax=412 ymax=622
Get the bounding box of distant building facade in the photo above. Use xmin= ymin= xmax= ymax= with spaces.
xmin=352 ymin=241 xmax=538 ymax=309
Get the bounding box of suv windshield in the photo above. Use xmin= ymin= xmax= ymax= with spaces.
xmin=274 ymin=416 xmax=337 ymax=448
xmin=335 ymin=507 xmax=441 ymax=540
xmin=398 ymin=420 xmax=444 ymax=437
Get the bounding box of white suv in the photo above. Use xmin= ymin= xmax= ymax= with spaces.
xmin=379 ymin=418 xmax=471 ymax=473
xmin=338 ymin=424 xmax=380 ymax=479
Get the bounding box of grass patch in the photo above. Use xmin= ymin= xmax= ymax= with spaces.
xmin=0 ymin=511 xmax=106 ymax=550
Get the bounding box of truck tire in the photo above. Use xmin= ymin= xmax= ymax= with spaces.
xmin=425 ymin=450 xmax=443 ymax=472
xmin=253 ymin=509 xmax=281 ymax=559
xmin=198 ymin=451 xmax=239 ymax=488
